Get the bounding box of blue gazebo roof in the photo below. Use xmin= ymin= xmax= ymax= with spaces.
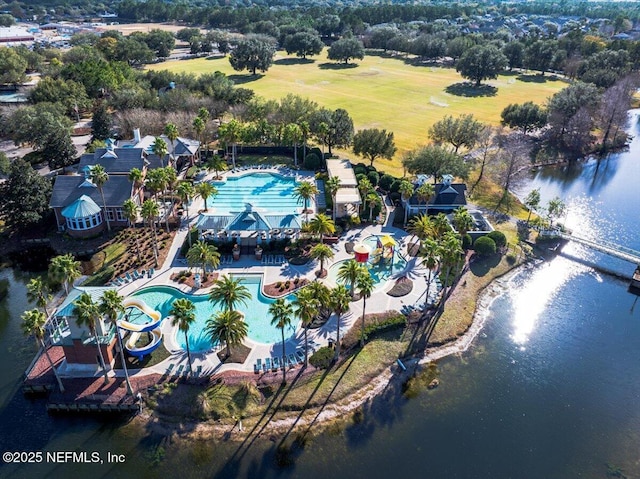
xmin=60 ymin=195 xmax=102 ymax=219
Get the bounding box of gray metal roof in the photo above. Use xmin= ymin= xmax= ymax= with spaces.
xmin=50 ymin=175 xmax=133 ymax=209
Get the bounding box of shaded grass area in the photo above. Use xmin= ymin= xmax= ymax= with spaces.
xmin=430 ymin=253 xmax=520 ymax=345
xmin=114 ymin=343 xmax=171 ymax=369
xmin=148 ymin=50 xmax=565 ymax=177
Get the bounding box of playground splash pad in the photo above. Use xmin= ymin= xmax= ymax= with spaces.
xmin=131 ymin=276 xmax=296 ymax=352
xmin=327 ymin=235 xmax=408 ymax=289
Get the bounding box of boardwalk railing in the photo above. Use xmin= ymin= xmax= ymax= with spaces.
xmin=540 ymin=229 xmax=640 ymax=265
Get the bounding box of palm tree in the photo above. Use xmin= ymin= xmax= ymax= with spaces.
xmin=309 ymin=243 xmax=334 ymax=277
xmin=420 ymin=238 xmax=441 ymax=311
xmin=358 ymin=177 xmax=373 ymax=213
xmin=206 ymin=156 xmax=226 ymax=180
xmin=366 ymin=192 xmax=382 ymax=222
xmin=90 ymin=164 xmax=111 ymax=233
xmin=325 ymin=176 xmax=341 ymax=220
xmin=152 ymin=136 xmax=168 ymax=168
xmin=294 ymin=181 xmax=319 ymax=223
xmin=299 ymin=120 xmax=310 ymax=162
xmin=196 ymin=182 xmax=218 ymax=212
xmin=205 ymin=309 xmax=247 ymax=358
xmin=197 ymin=107 xmax=210 ymax=160
xmin=415 ymin=183 xmax=434 ymax=211
xmin=282 ymin=123 xmax=303 ymax=167
xmin=193 ymin=116 xmax=205 ymax=163
xmin=73 ymin=292 xmax=110 ymax=384
xmin=48 ymin=254 xmax=81 ymax=296
xmin=177 ymin=180 xmax=195 ymax=245
xmin=218 ymin=119 xmax=243 ymax=169
xmin=408 ymin=214 xmax=433 ymax=246
xmin=269 ymin=298 xmax=293 ymax=384
xmin=141 ymin=199 xmax=160 ymax=266
xmin=292 ymin=287 xmax=319 ymax=367
xmin=21 ymin=309 xmax=65 ymax=392
xmin=164 ymin=123 xmax=179 ymax=166
xmin=99 ymin=290 xmax=133 ymax=395
xmin=164 ymin=165 xmax=178 ymax=226
xmin=453 ymin=207 xmax=474 ymax=238
xmin=26 ymin=277 xmax=51 ymax=317
xmin=399 ymin=180 xmax=414 ymax=225
xmin=209 ymin=275 xmax=251 ymax=312
xmin=337 ymin=259 xmax=363 ymax=299
xmin=186 ymin=240 xmax=221 ymax=278
xmin=356 ymin=269 xmax=375 ymax=347
xmin=438 ymin=231 xmax=463 ymax=311
xmin=128 ymin=167 xmax=144 ymax=198
xmin=122 ymin=198 xmax=142 ymax=263
xmin=306 ymin=280 xmax=332 ymax=320
xmin=331 ymin=284 xmax=351 ymax=360
xmin=170 ymin=298 xmax=196 ymax=377
xmin=308 ymin=213 xmax=335 ymax=242
xmin=432 ymin=213 xmax=452 ymax=239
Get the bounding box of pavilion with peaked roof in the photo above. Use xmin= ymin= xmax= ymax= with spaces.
xmin=326 ymin=158 xmax=362 ymax=218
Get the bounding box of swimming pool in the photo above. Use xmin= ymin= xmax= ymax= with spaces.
xmin=131 ymin=276 xmax=296 ymax=352
xmin=327 ymin=235 xmax=408 ymax=289
xmin=209 ymin=172 xmax=301 ymax=215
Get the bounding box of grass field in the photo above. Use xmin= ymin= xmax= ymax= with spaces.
xmin=148 ymin=50 xmax=567 ymax=176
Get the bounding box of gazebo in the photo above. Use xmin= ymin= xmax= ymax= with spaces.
xmin=60 ymin=194 xmax=104 ymax=236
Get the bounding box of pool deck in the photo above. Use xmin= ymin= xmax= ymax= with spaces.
xmin=61 ymin=166 xmax=435 ymax=382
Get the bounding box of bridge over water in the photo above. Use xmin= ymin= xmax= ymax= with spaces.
xmin=540 ymin=229 xmax=640 ymax=266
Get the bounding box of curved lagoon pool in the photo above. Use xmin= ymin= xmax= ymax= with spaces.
xmin=131 ymin=275 xmax=296 ymax=352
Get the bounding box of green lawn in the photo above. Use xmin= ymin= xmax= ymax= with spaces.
xmin=149 ymin=50 xmax=566 ymax=176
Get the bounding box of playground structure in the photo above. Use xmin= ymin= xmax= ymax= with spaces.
xmin=368 ymin=235 xmax=396 ymax=266
xmin=117 ymin=298 xmax=164 ymax=360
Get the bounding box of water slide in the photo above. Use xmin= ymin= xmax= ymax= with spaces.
xmin=118 ymin=298 xmax=162 ymax=332
xmin=124 ymin=329 xmax=163 ymax=360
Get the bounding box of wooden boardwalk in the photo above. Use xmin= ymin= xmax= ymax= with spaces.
xmin=540 ymin=229 xmax=640 ymax=265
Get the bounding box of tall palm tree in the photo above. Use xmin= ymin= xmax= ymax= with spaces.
xmin=164 ymin=165 xmax=178 ymax=226
xmin=306 ymin=280 xmax=332 ymax=320
xmin=193 ymin=116 xmax=205 ymax=163
xmin=366 ymin=192 xmax=382 ymax=222
xmin=408 ymin=213 xmax=433 ymax=245
xmin=269 ymin=298 xmax=293 ymax=384
xmin=337 ymin=259 xmax=363 ymax=299
xmin=170 ymin=298 xmax=196 ymax=376
xmin=453 ymin=207 xmax=474 ymax=238
xmin=209 ymin=275 xmax=251 ymax=312
xmin=331 ymin=284 xmax=351 ymax=360
xmin=438 ymin=231 xmax=463 ymax=311
xmin=197 ymin=107 xmax=210 ymax=160
xmin=299 ymin=120 xmax=310 ymax=162
xmin=128 ymin=167 xmax=144 ymax=199
xmin=309 ymin=243 xmax=334 ymax=277
xmin=164 ymin=123 xmax=179 ymax=166
xmin=152 ymin=136 xmax=168 ymax=168
xmin=26 ymin=277 xmax=51 ymax=317
xmin=196 ymin=182 xmax=218 ymax=212
xmin=73 ymin=292 xmax=110 ymax=384
xmin=358 ymin=177 xmax=373 ymax=213
xmin=308 ymin=213 xmax=335 ymax=242
xmin=294 ymin=181 xmax=319 ymax=223
xmin=205 ymin=309 xmax=247 ymax=358
xmin=90 ymin=164 xmax=111 ymax=233
xmin=282 ymin=123 xmax=303 ymax=167
xmin=48 ymin=254 xmax=81 ymax=296
xmin=177 ymin=180 xmax=196 ymax=245
xmin=415 ymin=183 xmax=434 ymax=211
xmin=99 ymin=290 xmax=133 ymax=395
xmin=21 ymin=309 xmax=65 ymax=392
xmin=218 ymin=119 xmax=243 ymax=169
xmin=140 ymin=199 xmax=160 ymax=266
xmin=145 ymin=168 xmax=165 ymax=202
xmin=399 ymin=180 xmax=414 ymax=225
xmin=356 ymin=269 xmax=375 ymax=347
xmin=292 ymin=287 xmax=319 ymax=367
xmin=122 ymin=198 xmax=142 ymax=263
xmin=432 ymin=213 xmax=452 ymax=239
xmin=325 ymin=176 xmax=341 ymax=220
xmin=420 ymin=238 xmax=441 ymax=311
xmin=186 ymin=240 xmax=221 ymax=278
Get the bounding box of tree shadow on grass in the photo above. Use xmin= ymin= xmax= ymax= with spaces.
xmin=468 ymin=253 xmax=502 ymax=277
xmin=517 ymin=74 xmax=553 ymax=83
xmin=445 ymin=82 xmax=497 ymax=97
xmin=317 ymin=62 xmax=359 ymax=70
xmin=274 ymin=57 xmax=315 ymax=66
xmin=227 ymin=74 xmax=264 ymax=85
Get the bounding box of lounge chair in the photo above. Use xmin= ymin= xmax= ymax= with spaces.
xmin=194 ymin=365 xmax=202 ymax=378
xmin=282 ymin=356 xmax=290 ymax=369
xmin=125 ymin=272 xmax=133 ymax=282
xmin=166 ymin=363 xmax=175 ymax=374
xmin=140 ymin=269 xmax=146 ymax=278
xmin=271 ymin=356 xmax=280 ymax=371
xmin=295 ymin=350 xmax=305 ymax=363
xmin=147 ymin=268 xmax=155 ymax=278
xmin=133 ymin=270 xmax=141 ymax=280
xmin=264 ymin=357 xmax=271 ymax=373
xmin=254 ymin=358 xmax=262 ymax=374
xmin=176 ymin=364 xmax=184 ymax=376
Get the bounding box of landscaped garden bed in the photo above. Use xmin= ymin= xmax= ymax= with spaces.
xmin=263 ymin=277 xmax=309 ymax=297
xmin=386 ymin=276 xmax=413 ymax=297
xmin=170 ymin=269 xmax=219 ymax=289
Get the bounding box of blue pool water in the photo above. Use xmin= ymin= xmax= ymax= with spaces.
xmin=131 ymin=276 xmax=296 ymax=351
xmin=209 ymin=172 xmax=301 ymax=215
xmin=327 ymin=235 xmax=408 ymax=288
